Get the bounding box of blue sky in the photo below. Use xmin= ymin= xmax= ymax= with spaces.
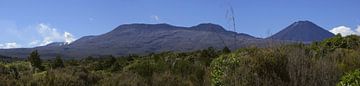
xmin=1 ymin=0 xmax=360 ymax=48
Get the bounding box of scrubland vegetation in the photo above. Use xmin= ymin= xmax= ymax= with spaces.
xmin=1 ymin=34 xmax=360 ymax=86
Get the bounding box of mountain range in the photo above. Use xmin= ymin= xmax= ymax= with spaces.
xmin=0 ymin=21 xmax=334 ymax=59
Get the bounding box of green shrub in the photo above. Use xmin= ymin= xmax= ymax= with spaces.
xmin=28 ymin=50 xmax=44 ymax=71
xmin=210 ymin=47 xmax=291 ymax=86
xmin=222 ymin=46 xmax=231 ymax=54
xmin=130 ymin=60 xmax=166 ymax=76
xmin=316 ymin=35 xmax=360 ymax=51
xmin=36 ymin=67 xmax=101 ymax=86
xmin=337 ymin=69 xmax=360 ymax=86
xmin=0 ymin=35 xmax=359 ymax=86
xmin=210 ymin=50 xmax=255 ymax=86
xmin=52 ymin=56 xmax=65 ymax=69
xmin=5 ymin=61 xmax=31 ymax=72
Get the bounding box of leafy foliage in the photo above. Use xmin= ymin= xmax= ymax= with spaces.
xmin=222 ymin=46 xmax=231 ymax=54
xmin=52 ymin=56 xmax=65 ymax=69
xmin=338 ymin=69 xmax=360 ymax=86
xmin=28 ymin=50 xmax=44 ymax=72
xmin=0 ymin=35 xmax=360 ymax=86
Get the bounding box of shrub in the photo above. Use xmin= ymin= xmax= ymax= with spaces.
xmin=211 ymin=47 xmax=294 ymax=86
xmin=125 ymin=59 xmax=167 ymax=78
xmin=222 ymin=46 xmax=231 ymax=54
xmin=5 ymin=61 xmax=31 ymax=72
xmin=210 ymin=53 xmax=242 ymax=86
xmin=317 ymin=35 xmax=360 ymax=51
xmin=28 ymin=50 xmax=44 ymax=71
xmin=36 ymin=66 xmax=101 ymax=86
xmin=52 ymin=56 xmax=65 ymax=69
xmin=337 ymin=69 xmax=360 ymax=86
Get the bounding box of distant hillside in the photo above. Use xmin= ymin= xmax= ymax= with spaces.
xmin=268 ymin=21 xmax=334 ymax=42
xmin=0 ymin=23 xmax=268 ymax=58
xmin=0 ymin=21 xmax=334 ymax=58
xmin=63 ymin=23 xmax=265 ymax=58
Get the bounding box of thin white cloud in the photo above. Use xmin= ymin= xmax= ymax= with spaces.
xmin=150 ymin=15 xmax=161 ymax=23
xmin=0 ymin=42 xmax=21 ymax=49
xmin=329 ymin=25 xmax=360 ymax=36
xmin=0 ymin=21 xmax=76 ymax=48
xmin=29 ymin=40 xmax=40 ymax=46
xmin=37 ymin=23 xmax=63 ymax=46
xmin=64 ymin=32 xmax=75 ymax=44
xmin=32 ymin=23 xmax=76 ymax=46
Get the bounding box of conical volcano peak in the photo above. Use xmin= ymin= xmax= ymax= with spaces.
xmin=268 ymin=20 xmax=334 ymax=42
xmin=290 ymin=20 xmax=317 ymax=27
xmin=295 ymin=20 xmax=313 ymax=24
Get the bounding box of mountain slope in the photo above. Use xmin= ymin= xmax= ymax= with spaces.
xmin=63 ymin=23 xmax=260 ymax=57
xmin=268 ymin=21 xmax=334 ymax=42
xmin=0 ymin=23 xmax=265 ymax=58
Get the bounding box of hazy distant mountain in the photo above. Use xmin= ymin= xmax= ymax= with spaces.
xmin=0 ymin=21 xmax=332 ymax=59
xmin=0 ymin=23 xmax=266 ymax=58
xmin=268 ymin=21 xmax=334 ymax=42
xmin=63 ymin=23 xmax=263 ymax=57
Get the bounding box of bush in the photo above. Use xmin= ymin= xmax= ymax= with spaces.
xmin=222 ymin=46 xmax=231 ymax=54
xmin=52 ymin=56 xmax=65 ymax=69
xmin=5 ymin=61 xmax=31 ymax=72
xmin=98 ymin=71 xmax=147 ymax=86
xmin=210 ymin=53 xmax=242 ymax=86
xmin=0 ymin=35 xmax=359 ymax=85
xmin=34 ymin=66 xmax=101 ymax=86
xmin=28 ymin=50 xmax=44 ymax=71
xmin=337 ymin=69 xmax=360 ymax=86
xmin=315 ymin=35 xmax=360 ymax=52
xmin=125 ymin=59 xmax=167 ymax=78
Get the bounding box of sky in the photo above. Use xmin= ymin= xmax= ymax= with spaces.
xmin=1 ymin=0 xmax=360 ymax=48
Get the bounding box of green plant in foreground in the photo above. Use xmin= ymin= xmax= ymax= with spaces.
xmin=52 ymin=56 xmax=65 ymax=69
xmin=338 ymin=69 xmax=360 ymax=86
xmin=28 ymin=50 xmax=44 ymax=72
xmin=210 ymin=53 xmax=242 ymax=86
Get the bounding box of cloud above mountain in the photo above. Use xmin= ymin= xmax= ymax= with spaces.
xmin=33 ymin=23 xmax=76 ymax=46
xmin=0 ymin=42 xmax=21 ymax=49
xmin=150 ymin=15 xmax=162 ymax=23
xmin=64 ymin=32 xmax=75 ymax=44
xmin=329 ymin=25 xmax=360 ymax=36
xmin=0 ymin=22 xmax=76 ymax=48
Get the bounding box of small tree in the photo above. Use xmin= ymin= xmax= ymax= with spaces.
xmin=222 ymin=46 xmax=231 ymax=54
xmin=200 ymin=47 xmax=218 ymax=66
xmin=28 ymin=50 xmax=44 ymax=71
xmin=53 ymin=56 xmax=65 ymax=69
xmin=200 ymin=47 xmax=217 ymax=58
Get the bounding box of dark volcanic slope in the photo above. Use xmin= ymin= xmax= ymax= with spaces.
xmin=0 ymin=23 xmax=265 ymax=58
xmin=64 ymin=23 xmax=260 ymax=57
xmin=268 ymin=21 xmax=334 ymax=42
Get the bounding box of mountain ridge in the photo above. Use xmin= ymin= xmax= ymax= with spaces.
xmin=0 ymin=21 xmax=334 ymax=58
